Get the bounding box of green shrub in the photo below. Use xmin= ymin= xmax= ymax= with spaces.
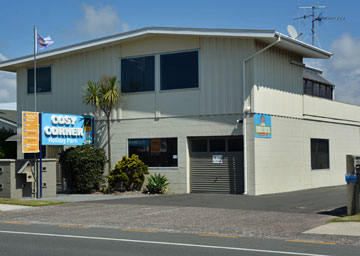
xmin=146 ymin=174 xmax=169 ymax=194
xmin=0 ymin=128 xmax=16 ymax=159
xmin=59 ymin=144 xmax=107 ymax=193
xmin=108 ymin=154 xmax=149 ymax=191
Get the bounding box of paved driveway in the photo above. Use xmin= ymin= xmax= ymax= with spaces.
xmin=84 ymin=185 xmax=347 ymax=216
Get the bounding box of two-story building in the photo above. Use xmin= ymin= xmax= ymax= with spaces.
xmin=1 ymin=27 xmax=359 ymax=195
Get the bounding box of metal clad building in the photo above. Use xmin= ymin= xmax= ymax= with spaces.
xmin=1 ymin=27 xmax=358 ymax=195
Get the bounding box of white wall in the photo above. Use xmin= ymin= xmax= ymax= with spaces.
xmin=253 ymin=116 xmax=359 ymax=195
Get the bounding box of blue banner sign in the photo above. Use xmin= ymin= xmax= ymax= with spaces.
xmin=41 ymin=113 xmax=93 ymax=146
xmin=254 ymin=113 xmax=271 ymax=138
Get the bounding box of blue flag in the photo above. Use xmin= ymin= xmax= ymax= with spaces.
xmin=37 ymin=33 xmax=54 ymax=51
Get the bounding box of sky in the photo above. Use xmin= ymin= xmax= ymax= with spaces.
xmin=0 ymin=0 xmax=359 ymax=109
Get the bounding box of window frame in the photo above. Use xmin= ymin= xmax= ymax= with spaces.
xmin=159 ymin=50 xmax=200 ymax=92
xmin=190 ymin=136 xmax=243 ymax=153
xmin=27 ymin=66 xmax=52 ymax=94
xmin=127 ymin=137 xmax=178 ymax=168
xmin=310 ymin=138 xmax=330 ymax=170
xmin=119 ymin=54 xmax=156 ymax=94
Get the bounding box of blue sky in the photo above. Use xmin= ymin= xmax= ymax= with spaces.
xmin=0 ymin=0 xmax=359 ymax=108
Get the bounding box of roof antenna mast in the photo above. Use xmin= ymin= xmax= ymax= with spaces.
xmin=294 ymin=3 xmax=344 ymax=46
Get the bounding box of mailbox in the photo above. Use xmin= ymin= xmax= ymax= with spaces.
xmin=17 ymin=161 xmax=35 ymax=183
xmin=346 ymin=155 xmax=360 ymax=215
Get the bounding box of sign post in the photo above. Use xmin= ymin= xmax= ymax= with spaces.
xmin=22 ymin=111 xmax=40 ymax=198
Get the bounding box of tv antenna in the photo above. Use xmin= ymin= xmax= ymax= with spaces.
xmin=294 ymin=5 xmax=345 ymax=46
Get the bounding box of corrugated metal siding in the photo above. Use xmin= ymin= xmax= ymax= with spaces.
xmin=199 ymin=37 xmax=255 ymax=115
xmin=190 ymin=152 xmax=244 ymax=194
xmin=16 ymin=36 xmax=258 ymax=123
xmin=253 ymin=41 xmax=304 ymax=118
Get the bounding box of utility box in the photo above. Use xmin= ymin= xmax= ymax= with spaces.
xmin=346 ymin=155 xmax=360 ymax=215
xmin=0 ymin=159 xmax=57 ymax=199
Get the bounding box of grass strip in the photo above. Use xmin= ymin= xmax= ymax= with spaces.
xmin=0 ymin=198 xmax=67 ymax=207
xmin=329 ymin=214 xmax=360 ymax=223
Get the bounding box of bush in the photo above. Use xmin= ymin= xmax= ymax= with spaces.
xmin=108 ymin=154 xmax=149 ymax=191
xmin=146 ymin=174 xmax=169 ymax=194
xmin=59 ymin=144 xmax=107 ymax=193
xmin=0 ymin=128 xmax=16 ymax=159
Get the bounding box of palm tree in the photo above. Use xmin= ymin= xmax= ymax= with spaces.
xmin=83 ymin=75 xmax=121 ymax=172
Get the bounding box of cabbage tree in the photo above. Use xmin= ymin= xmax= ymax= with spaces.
xmin=83 ymin=75 xmax=121 ymax=172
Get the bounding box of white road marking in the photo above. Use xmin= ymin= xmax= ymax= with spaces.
xmin=0 ymin=230 xmax=332 ymax=256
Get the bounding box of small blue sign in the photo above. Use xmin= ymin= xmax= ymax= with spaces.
xmin=254 ymin=113 xmax=271 ymax=138
xmin=41 ymin=113 xmax=93 ymax=146
xmin=345 ymin=174 xmax=357 ymax=183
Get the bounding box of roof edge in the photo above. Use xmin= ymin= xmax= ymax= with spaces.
xmin=0 ymin=27 xmax=332 ymax=71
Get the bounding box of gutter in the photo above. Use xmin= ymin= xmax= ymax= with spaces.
xmin=242 ymin=34 xmax=281 ymax=194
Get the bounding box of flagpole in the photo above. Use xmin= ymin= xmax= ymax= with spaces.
xmin=33 ymin=25 xmax=38 ymax=199
xmin=34 ymin=25 xmax=37 ymax=112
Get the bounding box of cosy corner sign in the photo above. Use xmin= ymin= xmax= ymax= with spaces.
xmin=41 ymin=113 xmax=93 ymax=145
xmin=22 ymin=112 xmax=93 ymax=199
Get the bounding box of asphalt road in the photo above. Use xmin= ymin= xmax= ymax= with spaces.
xmin=0 ymin=223 xmax=358 ymax=256
xmin=0 ymin=185 xmax=357 ymax=246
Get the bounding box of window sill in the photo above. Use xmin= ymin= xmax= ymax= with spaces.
xmin=121 ymin=91 xmax=155 ymax=95
xmin=148 ymin=167 xmax=179 ymax=170
xmin=27 ymin=92 xmax=52 ymax=95
xmin=311 ymin=168 xmax=330 ymax=171
xmin=159 ymin=87 xmax=200 ymax=93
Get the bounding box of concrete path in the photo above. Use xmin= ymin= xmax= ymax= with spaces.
xmin=0 ymin=204 xmax=31 ymax=211
xmin=304 ymin=222 xmax=360 ymax=237
xmin=39 ymin=193 xmax=149 ymax=202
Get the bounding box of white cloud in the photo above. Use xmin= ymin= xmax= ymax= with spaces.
xmin=0 ymin=53 xmax=7 ymax=62
xmin=76 ymin=3 xmax=129 ymax=36
xmin=0 ymin=71 xmax=16 ymax=104
xmin=0 ymin=53 xmax=16 ymax=105
xmin=305 ymin=33 xmax=360 ymax=105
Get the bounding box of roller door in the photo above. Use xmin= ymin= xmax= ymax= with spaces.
xmin=190 ymin=136 xmax=244 ymax=194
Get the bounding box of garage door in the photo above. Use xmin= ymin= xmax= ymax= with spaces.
xmin=190 ymin=136 xmax=244 ymax=194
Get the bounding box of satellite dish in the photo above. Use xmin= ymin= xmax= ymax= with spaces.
xmin=287 ymin=25 xmax=298 ymax=39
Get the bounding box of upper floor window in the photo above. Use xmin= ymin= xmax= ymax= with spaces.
xmin=121 ymin=56 xmax=155 ymax=93
xmin=27 ymin=67 xmax=52 ymax=93
xmin=303 ymin=79 xmax=333 ymax=100
xmin=160 ymin=51 xmax=199 ymax=90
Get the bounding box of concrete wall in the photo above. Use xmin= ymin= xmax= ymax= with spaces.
xmin=105 ymin=114 xmax=242 ymax=193
xmin=0 ymin=159 xmax=56 ymax=198
xmin=304 ymin=95 xmax=360 ymax=125
xmin=0 ymin=160 xmax=15 ymax=198
xmin=252 ymin=116 xmax=359 ymax=195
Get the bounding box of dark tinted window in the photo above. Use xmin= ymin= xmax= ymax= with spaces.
xmin=325 ymin=87 xmax=332 ymax=99
xmin=121 ymin=56 xmax=155 ymax=93
xmin=160 ymin=51 xmax=198 ymax=90
xmin=192 ymin=139 xmax=207 ymax=152
xmin=304 ymin=80 xmax=313 ymax=95
xmin=129 ymin=138 xmax=177 ymax=167
xmin=311 ymin=139 xmax=329 ymax=169
xmin=313 ymin=83 xmax=320 ymax=96
xmin=228 ymin=138 xmax=243 ymax=152
xmin=27 ymin=67 xmax=51 ymax=93
xmin=319 ymin=84 xmax=326 ymax=98
xmin=209 ymin=139 xmax=226 ymax=152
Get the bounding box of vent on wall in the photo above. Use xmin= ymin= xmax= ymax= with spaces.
xmin=0 ymin=167 xmax=2 ymax=173
xmin=0 ymin=184 xmax=3 ymax=189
